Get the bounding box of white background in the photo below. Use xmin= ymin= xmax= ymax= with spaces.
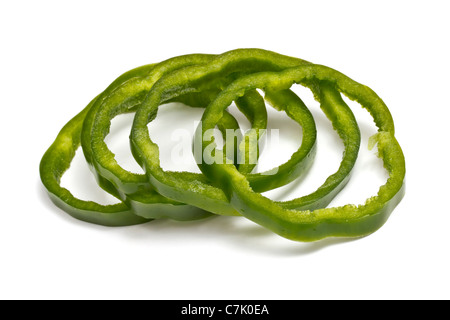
xmin=1 ymin=0 xmax=449 ymax=300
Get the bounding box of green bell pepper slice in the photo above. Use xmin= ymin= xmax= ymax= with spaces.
xmin=130 ymin=49 xmax=360 ymax=216
xmin=198 ymin=65 xmax=405 ymax=241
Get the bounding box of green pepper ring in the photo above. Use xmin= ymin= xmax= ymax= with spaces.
xmin=85 ymin=53 xmax=319 ymax=218
xmin=39 ymin=61 xmax=258 ymax=225
xmin=130 ymin=48 xmax=362 ymax=219
xmin=196 ymin=65 xmax=406 ymax=241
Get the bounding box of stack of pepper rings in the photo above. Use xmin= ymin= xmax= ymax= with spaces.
xmin=40 ymin=49 xmax=405 ymax=242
